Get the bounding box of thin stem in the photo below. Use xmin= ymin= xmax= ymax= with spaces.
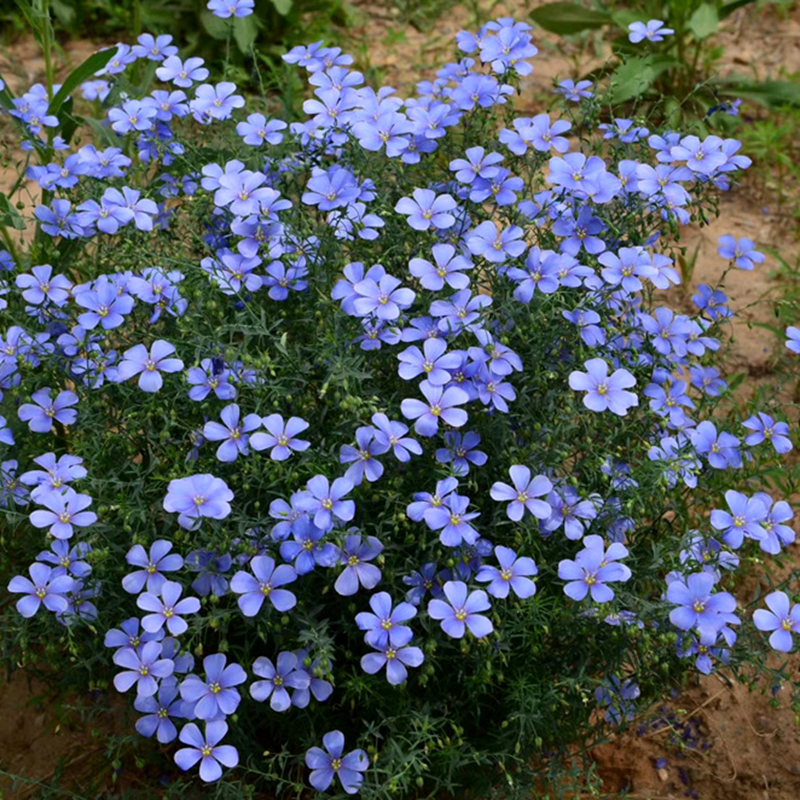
xmin=0 ymin=224 xmax=21 ymax=264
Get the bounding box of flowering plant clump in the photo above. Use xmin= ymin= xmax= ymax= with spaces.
xmin=1 ymin=14 xmax=797 ymax=797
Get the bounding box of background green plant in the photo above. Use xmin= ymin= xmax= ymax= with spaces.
xmin=529 ymin=0 xmax=800 ymax=124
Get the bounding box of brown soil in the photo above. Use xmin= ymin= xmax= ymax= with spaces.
xmin=2 ymin=1 xmax=800 ymax=798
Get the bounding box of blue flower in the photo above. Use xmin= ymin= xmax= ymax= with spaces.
xmin=335 ymin=535 xmax=383 ymax=595
xmin=743 ymin=412 xmax=792 ymax=453
xmin=230 ymin=555 xmax=297 ymax=615
xmin=116 ymin=340 xmax=184 ymax=393
xmin=555 ymin=79 xmax=593 ymax=101
xmin=113 ymin=640 xmax=174 ymax=696
xmin=122 ymin=540 xmax=184 ymax=594
xmin=424 ymin=492 xmax=480 ymax=547
xmin=163 ymin=474 xmax=233 ymax=530
xmin=717 ymin=235 xmax=764 ymax=270
xmin=435 ymin=430 xmax=487 ymax=475
xmin=753 ymin=591 xmax=800 ymax=653
xmin=569 ymin=359 xmax=638 ymax=416
xmin=279 ymin=516 xmax=339 ymax=574
xmin=667 ymin=572 xmax=737 ymax=634
xmin=203 ymin=403 xmax=262 ymax=462
xmin=179 ymin=653 xmax=247 ymax=720
xmin=476 ymin=545 xmax=537 ymax=599
xmin=690 ymin=421 xmax=741 ymax=469
xmin=558 ymin=535 xmax=631 ymax=602
xmin=29 ymin=490 xmax=97 ymax=539
xmin=428 ymin=580 xmax=493 ymax=638
xmin=361 ymin=632 xmax=424 ymax=685
xmin=208 ymin=0 xmax=254 ymax=18
xmin=250 ymin=652 xmax=310 ymax=712
xmin=408 ymin=243 xmax=472 ymax=291
xmin=187 ymin=358 xmax=237 ymax=401
xmin=7 ymin=563 xmax=76 ymax=618
xmin=174 ymin=720 xmax=238 ymax=783
xmin=296 ymin=475 xmax=355 ymax=531
xmin=305 ymin=730 xmax=368 ymax=793
xmin=490 ymin=466 xmax=552 ymax=522
xmin=340 ymin=426 xmax=386 ymax=484
xmin=401 ymin=380 xmax=469 ymax=437
xmin=134 ymin=679 xmax=187 ymax=743
xmin=18 ymin=387 xmax=78 ymax=433
xmin=709 ymin=490 xmax=767 ymax=548
xmin=137 ymin=580 xmax=201 ymax=635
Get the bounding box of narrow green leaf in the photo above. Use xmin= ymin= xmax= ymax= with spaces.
xmin=720 ymin=78 xmax=800 ymax=109
xmin=688 ymin=3 xmax=719 ymax=39
xmin=0 ymin=71 xmax=16 ymax=112
xmin=0 ymin=193 xmax=26 ymax=231
xmin=48 ymin=48 xmax=116 ymax=121
xmin=529 ymin=2 xmax=610 ymax=35
xmin=720 ymin=0 xmax=758 ymax=19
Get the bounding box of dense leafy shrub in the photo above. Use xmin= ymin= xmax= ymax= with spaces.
xmin=1 ymin=11 xmax=798 ymax=798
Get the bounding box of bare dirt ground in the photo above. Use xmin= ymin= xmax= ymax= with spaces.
xmin=2 ymin=1 xmax=800 ymax=797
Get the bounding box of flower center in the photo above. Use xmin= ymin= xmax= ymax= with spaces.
xmin=693 ymin=600 xmax=706 ymax=613
xmin=455 ymin=608 xmax=467 ymax=621
xmin=209 ymin=682 xmax=221 ymax=694
xmin=35 ymin=586 xmax=47 ymax=598
xmin=259 ymin=582 xmax=273 ymax=595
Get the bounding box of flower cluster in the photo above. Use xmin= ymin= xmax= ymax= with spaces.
xmin=0 ymin=13 xmax=792 ymax=798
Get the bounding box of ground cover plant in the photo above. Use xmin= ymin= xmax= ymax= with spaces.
xmin=1 ymin=5 xmax=800 ymax=798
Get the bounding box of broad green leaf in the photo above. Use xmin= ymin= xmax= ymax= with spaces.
xmin=50 ymin=0 xmax=77 ymax=27
xmin=48 ymin=48 xmax=115 ymax=121
xmin=720 ymin=0 xmax=758 ymax=19
xmin=609 ymin=9 xmax=642 ymax=30
xmin=688 ymin=3 xmax=719 ymax=39
xmin=529 ymin=2 xmax=610 ymax=35
xmin=608 ymin=56 xmax=656 ymax=103
xmin=0 ymin=193 xmax=25 ymax=231
xmin=233 ymin=14 xmax=259 ymax=52
xmin=269 ymin=0 xmax=293 ymax=14
xmin=200 ymin=10 xmax=231 ymax=40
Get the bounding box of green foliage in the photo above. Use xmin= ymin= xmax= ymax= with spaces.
xmin=529 ymin=0 xmax=800 ymax=122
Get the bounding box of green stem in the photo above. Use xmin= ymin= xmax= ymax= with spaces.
xmin=37 ymin=0 xmax=54 ymax=102
xmin=0 ymin=225 xmax=21 ymax=264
